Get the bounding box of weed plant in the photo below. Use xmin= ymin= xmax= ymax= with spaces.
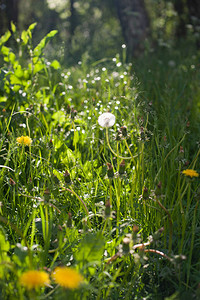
xmin=0 ymin=24 xmax=200 ymax=299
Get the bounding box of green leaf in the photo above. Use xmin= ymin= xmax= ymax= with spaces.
xmin=0 ymin=31 xmax=11 ymax=47
xmin=12 ymin=85 xmax=21 ymax=92
xmin=28 ymin=22 xmax=37 ymax=31
xmin=10 ymin=74 xmax=22 ymax=85
xmin=52 ymin=110 xmax=66 ymax=125
xmin=0 ymin=96 xmax=7 ymax=103
xmin=21 ymin=30 xmax=29 ymax=45
xmin=11 ymin=21 xmax=16 ymax=33
xmin=33 ymin=30 xmax=58 ymax=57
xmin=28 ymin=22 xmax=37 ymax=38
xmin=53 ymin=169 xmax=63 ymax=182
xmin=73 ymin=130 xmax=79 ymax=146
xmin=9 ymin=52 xmax=16 ymax=64
xmin=0 ymin=227 xmax=10 ymax=278
xmin=1 ymin=46 xmax=10 ymax=56
xmin=14 ymin=243 xmax=28 ymax=264
xmin=60 ymin=146 xmax=76 ymax=163
xmin=33 ymin=61 xmax=44 ymax=74
xmin=75 ymin=233 xmax=104 ymax=274
xmin=14 ymin=65 xmax=24 ymax=78
xmin=51 ymin=60 xmax=61 ymax=70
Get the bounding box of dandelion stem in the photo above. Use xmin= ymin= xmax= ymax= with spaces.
xmin=63 ymin=187 xmax=89 ymax=215
xmin=106 ymin=128 xmax=138 ymax=160
xmin=144 ymin=249 xmax=172 ymax=262
xmin=61 ymin=187 xmax=91 ymax=227
xmin=155 ymin=134 xmax=186 ymax=183
xmin=186 ymin=201 xmax=198 ymax=285
xmin=156 ymin=197 xmax=173 ymax=255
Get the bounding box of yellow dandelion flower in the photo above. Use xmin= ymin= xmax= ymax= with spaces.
xmin=16 ymin=136 xmax=32 ymax=146
xmin=182 ymin=169 xmax=199 ymax=178
xmin=52 ymin=267 xmax=84 ymax=289
xmin=19 ymin=270 xmax=50 ymax=290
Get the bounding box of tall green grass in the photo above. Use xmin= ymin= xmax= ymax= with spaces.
xmin=0 ymin=25 xmax=200 ymax=299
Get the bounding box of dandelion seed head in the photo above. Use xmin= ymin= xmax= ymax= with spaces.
xmin=98 ymin=112 xmax=116 ymax=128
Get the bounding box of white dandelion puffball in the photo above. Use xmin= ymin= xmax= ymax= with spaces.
xmin=98 ymin=112 xmax=116 ymax=128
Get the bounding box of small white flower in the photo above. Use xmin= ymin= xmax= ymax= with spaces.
xmin=98 ymin=112 xmax=116 ymax=128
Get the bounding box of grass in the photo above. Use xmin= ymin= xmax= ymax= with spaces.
xmin=0 ymin=25 xmax=200 ymax=299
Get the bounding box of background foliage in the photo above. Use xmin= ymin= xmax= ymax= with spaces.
xmin=1 ymin=0 xmax=200 ymax=64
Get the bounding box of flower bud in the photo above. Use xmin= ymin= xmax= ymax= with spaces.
xmin=66 ymin=104 xmax=71 ymax=114
xmin=116 ymin=130 xmax=123 ymax=141
xmin=67 ymin=212 xmax=72 ymax=228
xmin=122 ymin=237 xmax=130 ymax=254
xmin=107 ymin=163 xmax=114 ymax=178
xmin=119 ymin=160 xmax=126 ymax=175
xmin=140 ymin=127 xmax=145 ymax=140
xmin=120 ymin=126 xmax=127 ymax=137
xmin=155 ymin=181 xmax=162 ymax=196
xmin=132 ymin=225 xmax=139 ymax=241
xmin=49 ymin=139 xmax=53 ymax=149
xmin=9 ymin=178 xmax=16 ymax=186
xmin=142 ymin=187 xmax=149 ymax=199
xmin=153 ymin=227 xmax=164 ymax=241
xmin=64 ymin=170 xmax=71 ymax=184
xmin=53 ymin=175 xmax=59 ymax=185
xmin=105 ymin=199 xmax=111 ymax=217
xmin=71 ymin=108 xmax=77 ymax=119
xmin=138 ymin=244 xmax=145 ymax=255
xmin=44 ymin=188 xmax=50 ymax=201
xmin=132 ymin=225 xmax=139 ymax=233
xmin=179 ymin=146 xmax=184 ymax=153
xmin=40 ymin=104 xmax=44 ymax=112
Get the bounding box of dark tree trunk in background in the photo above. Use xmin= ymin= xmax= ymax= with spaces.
xmin=186 ymin=0 xmax=200 ymax=46
xmin=187 ymin=0 xmax=200 ymax=18
xmin=174 ymin=0 xmax=188 ymax=37
xmin=0 ymin=0 xmax=19 ymax=35
xmin=5 ymin=0 xmax=19 ymax=31
xmin=174 ymin=0 xmax=200 ymax=46
xmin=115 ymin=0 xmax=150 ymax=57
xmin=0 ymin=0 xmax=5 ymax=35
xmin=70 ymin=0 xmax=77 ymax=37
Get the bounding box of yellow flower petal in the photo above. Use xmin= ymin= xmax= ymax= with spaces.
xmin=20 ymin=270 xmax=50 ymax=290
xmin=182 ymin=169 xmax=199 ymax=178
xmin=52 ymin=267 xmax=84 ymax=289
xmin=16 ymin=136 xmax=32 ymax=146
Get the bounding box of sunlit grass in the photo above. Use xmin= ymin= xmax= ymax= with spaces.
xmin=0 ymin=26 xmax=200 ymax=299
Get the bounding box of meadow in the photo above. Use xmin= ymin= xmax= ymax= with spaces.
xmin=0 ymin=24 xmax=200 ymax=299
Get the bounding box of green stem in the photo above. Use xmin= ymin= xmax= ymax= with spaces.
xmin=63 ymin=187 xmax=91 ymax=228
xmin=186 ymin=202 xmax=198 ymax=286
xmin=155 ymin=134 xmax=186 ymax=183
xmin=106 ymin=128 xmax=138 ymax=160
xmin=105 ymin=259 xmax=127 ymax=298
xmin=179 ymin=183 xmax=190 ymax=254
xmin=72 ymin=121 xmax=77 ymax=155
xmin=109 ymin=180 xmax=112 ymax=208
xmin=102 ymin=218 xmax=109 ymax=234
xmin=156 ymin=197 xmax=173 ymax=255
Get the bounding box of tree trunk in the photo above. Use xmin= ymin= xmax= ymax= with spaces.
xmin=70 ymin=0 xmax=77 ymax=37
xmin=174 ymin=0 xmax=188 ymax=37
xmin=115 ymin=0 xmax=150 ymax=57
xmin=5 ymin=0 xmax=19 ymax=31
xmin=187 ymin=0 xmax=200 ymax=17
xmin=187 ymin=0 xmax=200 ymax=47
